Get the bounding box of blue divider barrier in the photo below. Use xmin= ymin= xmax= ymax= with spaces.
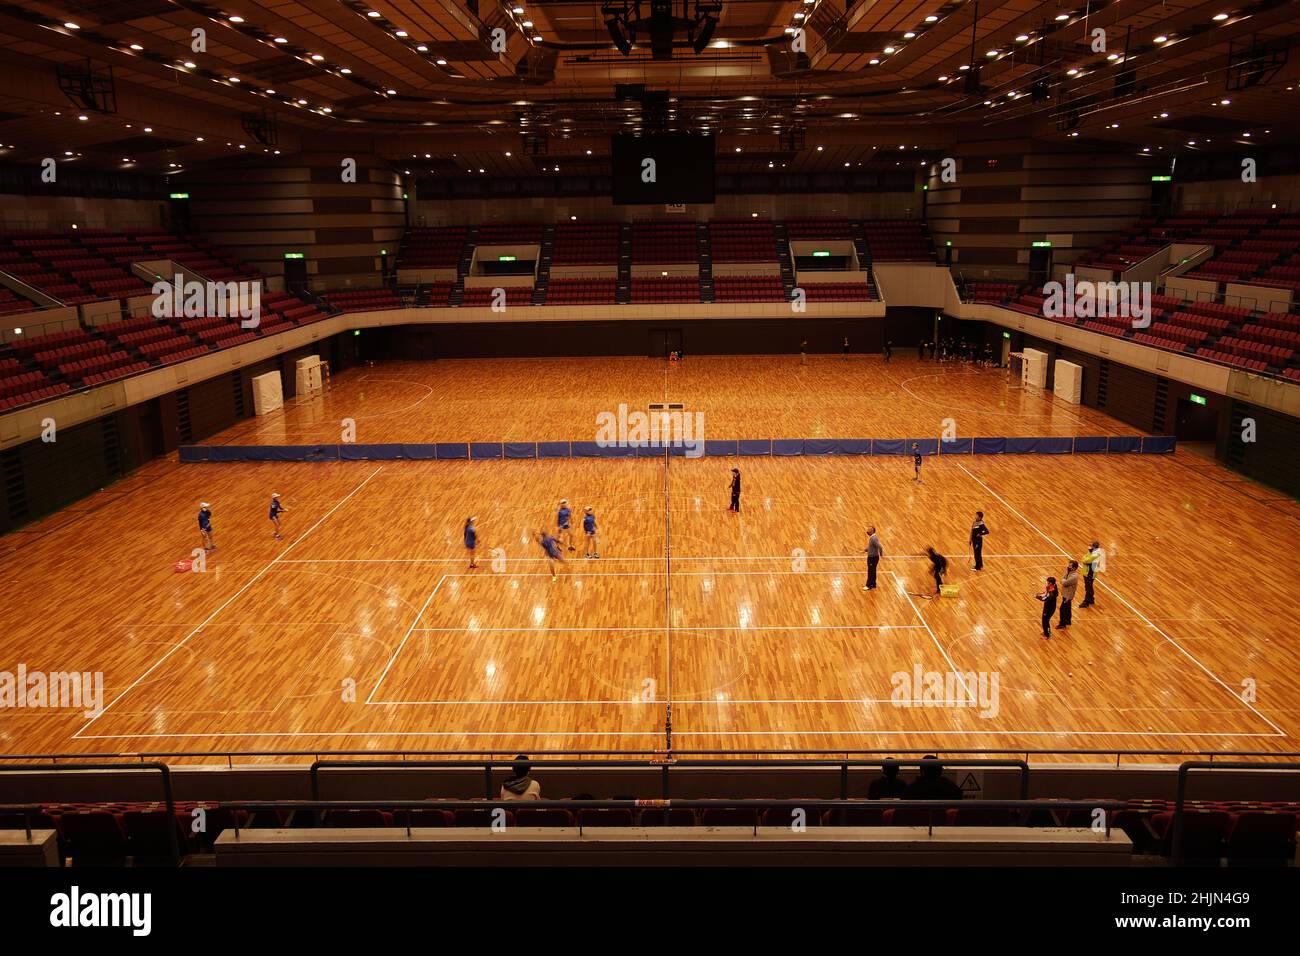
xmin=1142 ymin=436 xmax=1177 ymax=454
xmin=435 ymin=443 xmax=468 ymax=460
xmin=1108 ymin=436 xmax=1142 ymax=453
xmin=179 ymin=435 xmax=1177 ymax=463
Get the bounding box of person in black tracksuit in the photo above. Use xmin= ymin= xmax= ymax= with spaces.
xmin=728 ymin=468 xmax=741 ymax=514
xmin=1037 ymin=577 xmax=1059 ymax=639
xmin=925 ymin=546 xmax=948 ymax=596
xmin=970 ymin=511 xmax=990 ymax=571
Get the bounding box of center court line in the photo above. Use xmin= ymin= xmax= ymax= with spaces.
xmin=366 ymin=574 xmax=448 ymax=704
xmin=72 ymin=465 xmax=386 ymax=739
xmin=273 ymin=553 xmax=1066 ymax=564
xmin=954 ymin=460 xmax=1286 ymax=737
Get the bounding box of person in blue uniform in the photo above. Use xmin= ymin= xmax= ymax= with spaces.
xmin=582 ymin=506 xmax=600 ymax=559
xmin=269 ymin=493 xmax=287 ymax=540
xmin=925 ymin=546 xmax=947 ymax=597
xmin=464 ymin=516 xmax=478 ymax=570
xmin=557 ymin=499 xmax=575 ymax=552
xmin=911 ymin=443 xmax=923 ymax=483
xmin=537 ymin=529 xmax=566 ymax=580
xmin=198 ymin=502 xmax=215 ymax=551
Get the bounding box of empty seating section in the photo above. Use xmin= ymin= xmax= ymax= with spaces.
xmin=0 ymin=286 xmax=43 ymax=315
xmin=863 ymin=219 xmax=936 ymax=261
xmin=322 ymin=289 xmax=402 ymax=312
xmin=399 ymin=227 xmax=467 ymax=268
xmin=545 ymin=279 xmax=617 ymax=304
xmin=632 ymin=221 xmax=697 ymax=264
xmin=801 ymin=281 xmax=877 ymax=302
xmin=0 ymin=229 xmax=260 ymax=306
xmin=551 ymin=222 xmax=619 ymax=265
xmin=709 ymin=219 xmax=778 ymax=262
xmin=631 ymin=277 xmax=700 ymax=302
xmin=460 ymin=287 xmax=533 ymax=307
xmin=784 ymin=217 xmax=854 ymax=240
xmin=475 ymin=222 xmax=543 ymax=245
xmin=0 ymin=284 xmax=331 ymax=411
xmin=965 ymin=281 xmax=1025 ymax=304
xmin=712 ymin=277 xmax=785 ymax=302
xmin=3 ymin=795 xmax=1295 ymax=865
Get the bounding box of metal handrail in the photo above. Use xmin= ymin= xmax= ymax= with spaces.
xmin=1171 ymin=761 xmax=1300 ymax=863
xmin=0 ymin=804 xmax=47 ymax=840
xmin=216 ymin=797 xmax=1125 ymax=840
xmin=0 ymin=762 xmax=178 ymax=864
xmin=309 ymin=757 xmax=1031 ymax=803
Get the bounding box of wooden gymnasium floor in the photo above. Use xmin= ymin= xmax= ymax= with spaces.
xmin=1 ymin=355 xmax=1297 ymax=765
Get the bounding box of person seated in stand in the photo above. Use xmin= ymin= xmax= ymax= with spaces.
xmin=904 ymin=755 xmax=963 ymax=801
xmin=499 ymin=755 xmax=542 ymax=801
xmin=868 ymin=759 xmax=909 ymax=799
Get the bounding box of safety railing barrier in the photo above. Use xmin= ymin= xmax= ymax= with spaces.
xmin=1171 ymin=760 xmax=1300 ymax=863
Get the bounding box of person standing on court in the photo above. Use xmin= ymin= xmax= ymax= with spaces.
xmin=800 ymin=339 xmax=808 ymax=365
xmin=861 ymin=525 xmax=884 ymax=591
xmin=464 ymin=515 xmax=478 ymax=570
xmin=969 ymin=511 xmax=990 ymax=571
xmin=557 ymin=499 xmax=575 ymax=552
xmin=727 ymin=468 xmax=741 ymax=514
xmin=269 ymin=492 xmax=288 ymax=541
xmin=1079 ymin=540 xmax=1102 ymax=608
xmin=582 ymin=506 xmax=600 ymax=559
xmin=1036 ymin=576 xmax=1059 ymax=639
xmin=884 ymin=340 xmax=893 ymax=363
xmin=925 ymin=546 xmax=947 ymax=597
xmin=1057 ymin=561 xmax=1079 ymax=630
xmin=198 ymin=502 xmax=216 ymax=551
xmin=911 ymin=442 xmax=923 ymax=483
xmin=842 ymin=336 xmax=850 ymax=360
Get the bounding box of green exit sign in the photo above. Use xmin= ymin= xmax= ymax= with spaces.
xmin=499 ymin=255 xmax=517 ymax=261
xmin=1002 ymin=331 xmax=1011 ymax=339
xmin=1151 ymin=175 xmax=1173 ymax=182
xmin=169 ymin=192 xmax=189 ymax=199
xmin=812 ymin=250 xmax=831 ymax=257
xmin=1189 ymin=393 xmax=1207 ymax=405
xmin=1032 ymin=241 xmax=1052 ymax=248
xmin=284 ymin=252 xmax=305 ymax=259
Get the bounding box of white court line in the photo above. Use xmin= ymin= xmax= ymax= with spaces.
xmin=955 ymin=460 xmax=1287 ymax=737
xmin=273 ymin=554 xmax=1067 ymax=564
xmin=365 ymin=574 xmax=447 ymax=704
xmin=406 ymin=625 xmax=925 ymax=632
xmin=72 ymin=465 xmax=385 ymax=739
xmin=892 ymin=571 xmax=964 ymax=680
xmin=72 ymin=727 xmax=1282 ymax=740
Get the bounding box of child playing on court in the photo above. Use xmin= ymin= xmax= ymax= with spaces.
xmin=269 ymin=493 xmax=287 ymax=540
xmin=464 ymin=516 xmax=478 ymax=570
xmin=925 ymin=546 xmax=947 ymax=597
xmin=911 ymin=443 xmax=923 ymax=483
xmin=582 ymin=506 xmax=600 ymax=559
xmin=557 ymin=499 xmax=575 ymax=552
xmin=537 ymin=528 xmax=566 ymax=580
xmin=1036 ymin=576 xmax=1059 ymax=639
xmin=198 ymin=502 xmax=216 ymax=551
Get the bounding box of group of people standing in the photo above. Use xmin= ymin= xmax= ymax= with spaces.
xmin=463 ymin=500 xmax=601 ymax=581
xmin=1035 ymin=541 xmax=1102 ymax=638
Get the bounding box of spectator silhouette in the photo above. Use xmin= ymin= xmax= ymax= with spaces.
xmin=904 ymin=755 xmax=963 ymax=801
xmin=868 ymin=759 xmax=909 ymax=799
